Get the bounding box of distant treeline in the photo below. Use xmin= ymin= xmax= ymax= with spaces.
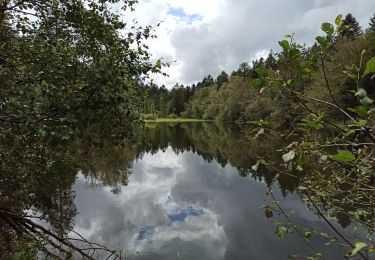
xmin=142 ymin=13 xmax=375 ymax=127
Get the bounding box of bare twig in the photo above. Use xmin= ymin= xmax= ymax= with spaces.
xmin=320 ymin=55 xmax=338 ymax=106
xmin=303 ymin=192 xmax=368 ymax=260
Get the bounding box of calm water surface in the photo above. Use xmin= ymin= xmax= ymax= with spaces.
xmin=64 ymin=123 xmax=350 ymax=259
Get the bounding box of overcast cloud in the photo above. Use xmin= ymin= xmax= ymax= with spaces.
xmin=125 ymin=0 xmax=375 ymax=88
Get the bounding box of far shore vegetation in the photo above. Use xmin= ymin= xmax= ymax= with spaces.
xmin=144 ymin=117 xmax=210 ymax=123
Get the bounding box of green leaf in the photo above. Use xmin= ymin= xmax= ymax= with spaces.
xmin=315 ymin=36 xmax=328 ymax=48
xmin=253 ymin=78 xmax=263 ymax=87
xmin=321 ymin=22 xmax=334 ymax=35
xmin=330 ymin=150 xmax=356 ymax=162
xmin=276 ymin=226 xmax=287 ymax=240
xmin=155 ymin=59 xmax=162 ymax=70
xmin=282 ymin=150 xmax=296 ymax=163
xmin=278 ymin=40 xmax=290 ymax=51
xmin=290 ymin=48 xmax=301 ymax=59
xmin=335 ymin=14 xmax=343 ymax=26
xmin=356 ymin=119 xmax=368 ymax=127
xmin=348 ymin=106 xmax=368 ymax=117
xmin=38 ymin=128 xmax=46 ymax=137
xmin=364 ymin=57 xmax=375 ymax=75
xmin=350 ymin=241 xmax=367 ymax=256
xmin=343 ymin=129 xmax=356 ymax=137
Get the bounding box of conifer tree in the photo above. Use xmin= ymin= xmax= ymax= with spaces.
xmin=368 ymin=12 xmax=375 ymax=34
xmin=265 ymin=51 xmax=278 ymax=70
xmin=339 ymin=13 xmax=362 ymax=39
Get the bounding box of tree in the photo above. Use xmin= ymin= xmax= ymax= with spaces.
xmin=252 ymin=57 xmax=265 ymax=69
xmin=0 ymin=0 xmax=161 ymax=257
xmin=265 ymin=51 xmax=278 ymax=70
xmin=368 ymin=12 xmax=375 ymax=34
xmin=169 ymin=84 xmax=188 ymax=115
xmin=339 ymin=13 xmax=362 ymax=39
xmin=238 ymin=62 xmax=251 ymax=77
xmin=216 ymin=71 xmax=229 ymax=88
xmin=1 ymin=0 xmax=161 ymax=141
xmin=200 ymin=74 xmax=214 ymax=88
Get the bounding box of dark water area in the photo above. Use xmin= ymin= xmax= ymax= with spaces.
xmin=32 ymin=122 xmax=356 ymax=259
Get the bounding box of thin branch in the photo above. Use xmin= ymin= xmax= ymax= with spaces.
xmin=320 ymin=56 xmax=338 ymax=106
xmin=269 ymin=190 xmax=327 ymax=260
xmin=286 ymin=88 xmax=356 ymax=122
xmin=304 ymin=192 xmax=368 ymax=260
xmin=0 ymin=0 xmax=28 ymax=11
xmin=0 ymin=209 xmax=122 ymax=259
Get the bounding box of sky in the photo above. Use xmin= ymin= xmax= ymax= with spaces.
xmin=123 ymin=0 xmax=375 ymax=88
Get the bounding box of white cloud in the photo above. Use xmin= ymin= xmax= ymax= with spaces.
xmin=122 ymin=0 xmax=375 ymax=88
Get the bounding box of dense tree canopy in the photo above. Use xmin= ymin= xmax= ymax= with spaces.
xmin=0 ymin=0 xmax=161 ymax=257
xmin=1 ymin=0 xmax=161 ymax=140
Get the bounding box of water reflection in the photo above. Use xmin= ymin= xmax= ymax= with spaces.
xmin=66 ymin=123 xmax=344 ymax=259
xmin=0 ymin=121 xmax=357 ymax=258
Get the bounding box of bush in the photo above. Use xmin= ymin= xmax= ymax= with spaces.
xmin=142 ymin=113 xmax=157 ymax=120
xmin=168 ymin=113 xmax=178 ymax=119
xmin=180 ymin=111 xmax=188 ymax=118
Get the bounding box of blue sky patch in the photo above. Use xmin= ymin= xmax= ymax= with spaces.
xmin=137 ymin=225 xmax=155 ymax=241
xmin=168 ymin=206 xmax=204 ymax=223
xmin=168 ymin=7 xmax=202 ymax=22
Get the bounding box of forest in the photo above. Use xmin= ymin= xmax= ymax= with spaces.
xmin=142 ymin=13 xmax=375 ymax=127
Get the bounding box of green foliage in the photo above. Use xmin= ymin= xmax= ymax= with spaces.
xmin=9 ymin=238 xmax=39 ymax=260
xmin=216 ymin=71 xmax=229 ymax=88
xmin=330 ymin=150 xmax=356 ymax=162
xmin=1 ymin=0 xmax=164 ymax=142
xmin=0 ymin=0 xmax=161 ymax=257
xmin=321 ymin=22 xmax=335 ymax=36
xmin=364 ymin=57 xmax=375 ymax=75
xmin=142 ymin=113 xmax=158 ymax=120
xmin=315 ymin=36 xmax=328 ymax=48
xmin=350 ymin=241 xmax=367 ymax=257
xmin=258 ymin=13 xmax=375 ymax=259
xmin=279 ymin=40 xmax=290 ymax=50
xmin=335 ymin=14 xmax=343 ymax=26
xmin=276 ymin=226 xmax=287 ymax=240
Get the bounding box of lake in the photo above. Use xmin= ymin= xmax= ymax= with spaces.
xmin=41 ymin=122 xmax=354 ymax=259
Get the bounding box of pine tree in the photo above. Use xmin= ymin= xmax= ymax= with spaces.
xmin=265 ymin=51 xmax=278 ymax=70
xmin=368 ymin=12 xmax=375 ymax=34
xmin=339 ymin=13 xmax=362 ymax=39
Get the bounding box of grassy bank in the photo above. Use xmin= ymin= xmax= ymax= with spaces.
xmin=144 ymin=118 xmax=211 ymax=123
